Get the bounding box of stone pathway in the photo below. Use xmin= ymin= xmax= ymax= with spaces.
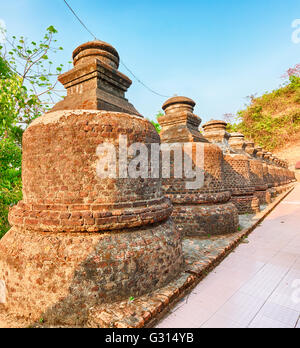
xmin=156 ymin=184 xmax=300 ymax=328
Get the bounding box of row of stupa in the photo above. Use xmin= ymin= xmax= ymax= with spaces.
xmin=0 ymin=40 xmax=295 ymax=326
xmin=158 ymin=98 xmax=295 ymax=236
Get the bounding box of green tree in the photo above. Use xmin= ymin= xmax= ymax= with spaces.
xmin=0 ymin=25 xmax=66 ymax=142
xmin=0 ymin=56 xmax=11 ymax=78
xmin=0 ymin=25 xmax=65 ymax=238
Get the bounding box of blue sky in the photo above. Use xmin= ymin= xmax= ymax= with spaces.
xmin=0 ymin=0 xmax=300 ymax=123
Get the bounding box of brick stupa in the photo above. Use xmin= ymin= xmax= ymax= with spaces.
xmin=272 ymin=156 xmax=289 ymax=194
xmin=268 ymin=153 xmax=281 ymax=194
xmin=227 ymin=133 xmax=260 ymax=213
xmin=202 ymin=122 xmax=259 ymax=214
xmin=243 ymin=141 xmax=270 ymax=205
xmin=52 ymin=41 xmax=140 ymax=116
xmin=0 ymin=40 xmax=184 ymax=326
xmin=262 ymin=150 xmax=277 ymax=198
xmin=253 ymin=145 xmax=272 ymax=204
xmin=158 ymin=97 xmax=239 ymax=237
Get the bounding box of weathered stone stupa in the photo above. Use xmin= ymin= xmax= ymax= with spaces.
xmin=0 ymin=41 xmax=184 ymax=325
xmin=278 ymin=160 xmax=288 ymax=188
xmin=281 ymin=161 xmax=290 ymax=188
xmin=272 ymin=157 xmax=283 ymax=193
xmin=244 ymin=141 xmax=270 ymax=205
xmin=253 ymin=145 xmax=272 ymax=204
xmin=268 ymin=154 xmax=281 ymax=194
xmin=278 ymin=160 xmax=287 ymax=188
xmin=259 ymin=149 xmax=274 ymax=199
xmin=52 ymin=41 xmax=140 ymax=116
xmin=227 ymin=133 xmax=260 ymax=213
xmin=275 ymin=156 xmax=290 ymax=193
xmin=286 ymin=160 xmax=296 ymax=184
xmin=276 ymin=159 xmax=291 ymax=190
xmin=262 ymin=150 xmax=277 ymax=198
xmin=158 ymin=98 xmax=238 ymax=237
xmin=202 ymin=121 xmax=259 ymax=214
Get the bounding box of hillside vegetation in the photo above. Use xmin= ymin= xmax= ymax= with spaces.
xmin=228 ymin=74 xmax=300 ymax=152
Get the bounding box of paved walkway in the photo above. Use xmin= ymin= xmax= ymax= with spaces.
xmin=157 ymin=184 xmax=300 ymax=328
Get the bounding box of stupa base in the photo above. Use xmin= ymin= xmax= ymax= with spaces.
xmin=230 ymin=194 xmax=260 ymax=215
xmin=172 ymin=201 xmax=239 ymax=237
xmin=267 ymin=187 xmax=277 ymax=199
xmin=0 ymin=219 xmax=183 ymax=326
xmin=255 ymin=190 xmax=272 ymax=205
xmin=275 ymin=185 xmax=287 ymax=195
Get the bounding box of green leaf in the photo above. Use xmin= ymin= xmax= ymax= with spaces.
xmin=47 ymin=25 xmax=58 ymax=34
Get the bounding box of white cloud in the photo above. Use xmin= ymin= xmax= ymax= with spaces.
xmin=0 ymin=19 xmax=6 ymax=44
